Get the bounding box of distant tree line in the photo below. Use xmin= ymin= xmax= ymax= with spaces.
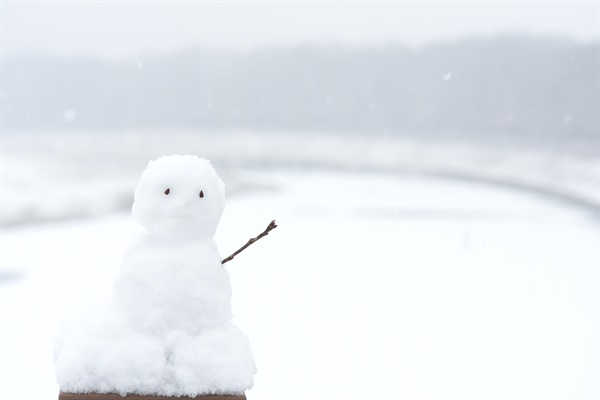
xmin=2 ymin=36 xmax=597 ymax=149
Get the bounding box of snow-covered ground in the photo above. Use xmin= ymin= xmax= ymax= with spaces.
xmin=2 ymin=130 xmax=598 ymax=226
xmin=1 ymin=168 xmax=598 ymax=400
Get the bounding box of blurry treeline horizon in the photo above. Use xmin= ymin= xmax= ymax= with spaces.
xmin=3 ymin=35 xmax=598 ymax=155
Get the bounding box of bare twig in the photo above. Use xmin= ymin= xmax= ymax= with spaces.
xmin=221 ymin=220 xmax=278 ymax=265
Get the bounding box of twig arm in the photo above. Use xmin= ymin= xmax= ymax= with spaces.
xmin=221 ymin=220 xmax=278 ymax=265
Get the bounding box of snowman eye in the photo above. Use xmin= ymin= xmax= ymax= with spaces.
xmin=199 ymin=190 xmax=204 ymax=198
xmin=164 ymin=188 xmax=170 ymax=195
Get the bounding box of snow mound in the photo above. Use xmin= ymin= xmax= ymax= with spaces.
xmin=54 ymin=305 xmax=255 ymax=396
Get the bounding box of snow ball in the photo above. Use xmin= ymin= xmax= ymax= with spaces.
xmin=112 ymin=235 xmax=233 ymax=334
xmin=132 ymin=155 xmax=225 ymax=237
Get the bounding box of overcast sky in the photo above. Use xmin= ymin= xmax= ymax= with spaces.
xmin=2 ymin=1 xmax=598 ymax=60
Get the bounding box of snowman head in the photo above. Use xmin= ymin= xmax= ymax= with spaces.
xmin=132 ymin=155 xmax=225 ymax=237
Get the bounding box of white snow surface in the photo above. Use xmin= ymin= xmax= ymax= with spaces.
xmin=54 ymin=307 xmax=254 ymax=396
xmin=53 ymin=155 xmax=255 ymax=396
xmin=2 ymin=130 xmax=598 ymax=226
xmin=1 ymin=169 xmax=598 ymax=399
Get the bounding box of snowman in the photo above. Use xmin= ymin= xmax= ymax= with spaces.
xmin=113 ymin=154 xmax=233 ymax=335
xmin=55 ymin=155 xmax=257 ymax=398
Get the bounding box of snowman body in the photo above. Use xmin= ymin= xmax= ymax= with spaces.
xmin=55 ymin=155 xmax=256 ymax=396
xmin=113 ymin=155 xmax=232 ymax=335
xmin=114 ymin=233 xmax=232 ymax=334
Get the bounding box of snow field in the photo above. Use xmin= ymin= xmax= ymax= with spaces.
xmin=1 ymin=169 xmax=598 ymax=399
xmin=2 ymin=130 xmax=598 ymax=226
xmin=225 ymin=171 xmax=599 ymax=400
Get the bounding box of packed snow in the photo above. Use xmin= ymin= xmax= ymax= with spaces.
xmin=1 ymin=168 xmax=598 ymax=399
xmin=53 ymin=155 xmax=255 ymax=396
